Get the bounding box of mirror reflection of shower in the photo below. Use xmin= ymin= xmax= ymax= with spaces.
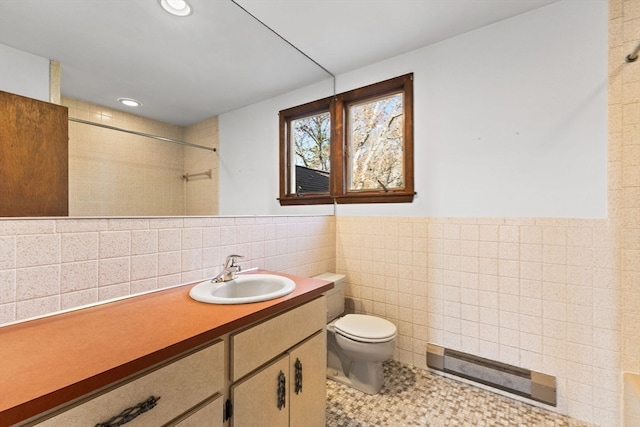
xmin=0 ymin=0 xmax=334 ymax=217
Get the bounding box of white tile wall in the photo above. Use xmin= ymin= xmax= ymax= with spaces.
xmin=336 ymin=216 xmax=622 ymax=426
xmin=0 ymin=215 xmax=335 ymax=325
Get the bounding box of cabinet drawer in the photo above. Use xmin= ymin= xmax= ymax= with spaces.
xmin=230 ymin=296 xmax=325 ymax=381
xmin=170 ymin=394 xmax=222 ymax=427
xmin=33 ymin=340 xmax=224 ymax=427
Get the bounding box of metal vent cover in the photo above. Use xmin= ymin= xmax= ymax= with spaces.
xmin=426 ymin=343 xmax=556 ymax=406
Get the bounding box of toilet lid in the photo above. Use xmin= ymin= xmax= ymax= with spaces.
xmin=334 ymin=314 xmax=397 ymax=343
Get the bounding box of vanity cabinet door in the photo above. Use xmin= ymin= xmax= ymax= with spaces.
xmin=228 ymin=297 xmax=327 ymax=426
xmin=229 ymin=330 xmax=326 ymax=427
xmin=230 ymin=355 xmax=290 ymax=427
xmin=288 ymin=331 xmax=326 ymax=427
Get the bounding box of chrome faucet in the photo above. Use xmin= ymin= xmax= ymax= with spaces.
xmin=212 ymin=254 xmax=243 ymax=283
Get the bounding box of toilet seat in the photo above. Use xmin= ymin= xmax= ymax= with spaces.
xmin=334 ymin=314 xmax=396 ymax=343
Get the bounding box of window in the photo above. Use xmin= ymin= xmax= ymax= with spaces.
xmin=279 ymin=73 xmax=414 ymax=205
xmin=291 ymin=110 xmax=331 ymax=195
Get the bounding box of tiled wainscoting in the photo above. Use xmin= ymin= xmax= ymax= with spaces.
xmin=335 ymin=216 xmax=628 ymax=426
xmin=0 ymin=215 xmax=335 ymax=325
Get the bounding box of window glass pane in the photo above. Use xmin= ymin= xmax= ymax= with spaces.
xmin=290 ymin=112 xmax=331 ymax=194
xmin=347 ymin=93 xmax=404 ymax=191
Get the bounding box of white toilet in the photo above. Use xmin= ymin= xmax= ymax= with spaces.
xmin=315 ymin=273 xmax=397 ymax=395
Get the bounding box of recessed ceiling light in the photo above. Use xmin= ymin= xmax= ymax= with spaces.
xmin=117 ymin=98 xmax=142 ymax=107
xmin=159 ymin=0 xmax=192 ymax=17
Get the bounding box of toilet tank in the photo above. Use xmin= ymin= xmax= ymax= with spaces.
xmin=313 ymin=272 xmax=346 ymax=323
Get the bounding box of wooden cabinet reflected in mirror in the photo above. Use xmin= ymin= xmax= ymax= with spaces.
xmin=0 ymin=91 xmax=68 ymax=217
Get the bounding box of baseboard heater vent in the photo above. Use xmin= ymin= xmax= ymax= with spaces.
xmin=426 ymin=343 xmax=556 ymax=406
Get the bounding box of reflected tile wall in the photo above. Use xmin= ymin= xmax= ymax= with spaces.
xmin=63 ymin=97 xmax=220 ymax=217
xmin=184 ymin=116 xmax=219 ymax=215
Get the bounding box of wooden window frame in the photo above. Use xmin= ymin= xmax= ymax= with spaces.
xmin=279 ymin=73 xmax=415 ymax=206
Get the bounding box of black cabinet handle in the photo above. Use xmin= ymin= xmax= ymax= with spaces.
xmin=294 ymin=358 xmax=303 ymax=394
xmin=277 ymin=371 xmax=286 ymax=410
xmin=95 ymin=396 xmax=160 ymax=427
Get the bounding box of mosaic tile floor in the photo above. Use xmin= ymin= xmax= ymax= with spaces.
xmin=326 ymin=360 xmax=595 ymax=427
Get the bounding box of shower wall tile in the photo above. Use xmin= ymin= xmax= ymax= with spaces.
xmin=615 ymin=0 xmax=640 ymax=386
xmin=65 ymin=98 xmax=192 ymax=217
xmin=184 ymin=116 xmax=219 ymax=215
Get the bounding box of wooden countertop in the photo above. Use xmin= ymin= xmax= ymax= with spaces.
xmin=0 ymin=271 xmax=333 ymax=426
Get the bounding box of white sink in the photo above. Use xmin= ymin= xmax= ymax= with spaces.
xmin=189 ymin=274 xmax=296 ymax=304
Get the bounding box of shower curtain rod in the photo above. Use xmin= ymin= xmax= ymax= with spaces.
xmin=68 ymin=117 xmax=217 ymax=152
xmin=626 ymin=41 xmax=640 ymax=63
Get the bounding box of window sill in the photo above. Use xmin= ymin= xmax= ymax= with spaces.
xmin=278 ymin=192 xmax=415 ymax=206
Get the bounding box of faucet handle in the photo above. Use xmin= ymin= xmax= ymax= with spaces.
xmin=225 ymin=254 xmax=244 ymax=268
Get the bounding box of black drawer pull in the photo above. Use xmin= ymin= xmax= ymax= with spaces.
xmin=277 ymin=371 xmax=286 ymax=410
xmin=95 ymin=395 xmax=160 ymax=427
xmin=294 ymin=358 xmax=303 ymax=394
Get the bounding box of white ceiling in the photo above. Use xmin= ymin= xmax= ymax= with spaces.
xmin=0 ymin=0 xmax=558 ymax=126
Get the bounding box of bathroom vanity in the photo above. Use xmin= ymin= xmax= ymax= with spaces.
xmin=0 ymin=271 xmax=332 ymax=427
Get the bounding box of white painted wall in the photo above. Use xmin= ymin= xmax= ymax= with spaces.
xmin=219 ymin=0 xmax=608 ymax=218
xmin=219 ymin=78 xmax=335 ymax=216
xmin=0 ymin=43 xmax=49 ymax=101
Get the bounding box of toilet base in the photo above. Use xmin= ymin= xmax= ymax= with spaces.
xmin=327 ymin=360 xmax=385 ymax=395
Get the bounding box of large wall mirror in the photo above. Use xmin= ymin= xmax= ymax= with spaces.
xmin=0 ymin=0 xmax=332 ymax=217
